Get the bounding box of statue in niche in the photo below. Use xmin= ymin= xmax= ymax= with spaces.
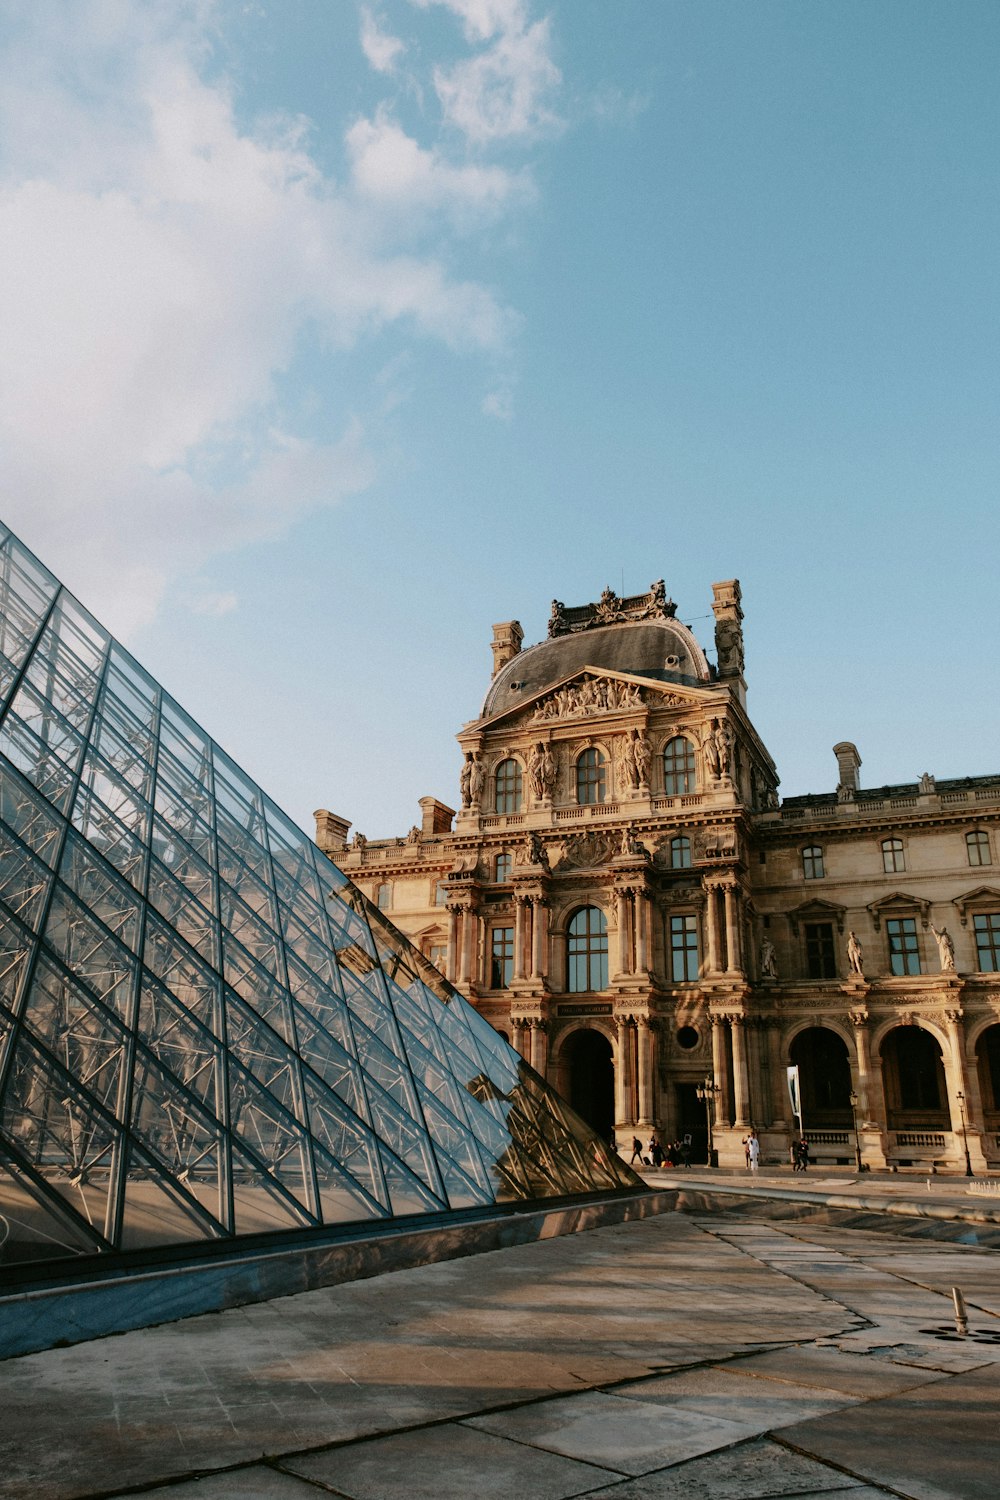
xmin=527 ymin=743 xmax=546 ymax=801
xmin=541 ymin=744 xmax=557 ymax=798
xmin=702 ymin=723 xmax=722 ymax=780
xmin=632 ymin=728 xmax=651 ymax=786
xmin=548 ymin=599 xmax=568 ymax=637
xmin=931 ymin=925 xmax=956 ymax=971
xmin=714 ymin=720 xmax=734 ymax=777
xmin=460 ymin=754 xmax=474 ymax=807
xmin=617 ymin=734 xmax=638 ymax=791
xmin=760 ymin=937 xmax=778 ymax=980
xmin=847 ymin=930 xmax=864 ymax=976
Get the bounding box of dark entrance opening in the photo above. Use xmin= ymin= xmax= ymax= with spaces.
xmin=790 ymin=1026 xmax=853 ymax=1130
xmin=882 ymin=1026 xmax=949 ymax=1130
xmin=564 ymin=1029 xmax=615 ymax=1143
xmin=675 ymin=1081 xmax=708 ymax=1163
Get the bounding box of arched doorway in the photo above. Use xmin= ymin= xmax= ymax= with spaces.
xmin=789 ymin=1027 xmax=852 ymax=1129
xmin=881 ymin=1026 xmax=949 ymax=1130
xmin=976 ymin=1025 xmax=1000 ymax=1129
xmin=563 ymin=1028 xmax=615 ymax=1142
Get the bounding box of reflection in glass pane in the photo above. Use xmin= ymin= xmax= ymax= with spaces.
xmin=0 ymin=521 xmax=639 ymax=1271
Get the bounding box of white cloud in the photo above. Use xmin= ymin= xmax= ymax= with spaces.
xmin=0 ymin=1 xmax=518 ymax=637
xmin=346 ymin=111 xmax=531 ymax=222
xmin=482 ymin=387 xmax=513 ymax=421
xmin=410 ymin=0 xmax=527 ymax=45
xmin=434 ymin=15 xmax=560 ymax=143
xmin=360 ymin=6 xmax=406 ymax=74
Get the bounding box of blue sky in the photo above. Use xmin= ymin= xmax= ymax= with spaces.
xmin=1 ymin=0 xmax=997 ymax=838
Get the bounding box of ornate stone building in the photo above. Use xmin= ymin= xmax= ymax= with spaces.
xmin=316 ymin=581 xmax=1000 ymax=1172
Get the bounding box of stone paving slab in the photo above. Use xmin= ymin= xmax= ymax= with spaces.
xmin=3 ymin=1199 xmax=999 ymax=1500
xmin=466 ymin=1389 xmax=758 ymax=1476
xmin=778 ymin=1363 xmax=1000 ymax=1500
xmin=579 ymin=1436 xmax=890 ymax=1498
xmin=283 ymin=1422 xmax=622 ymax=1499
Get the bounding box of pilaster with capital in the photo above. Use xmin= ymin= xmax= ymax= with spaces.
xmin=614 ymin=1013 xmax=635 ymax=1127
xmin=710 ymin=1014 xmax=729 ymax=1129
xmin=728 ymin=1012 xmax=751 ymax=1128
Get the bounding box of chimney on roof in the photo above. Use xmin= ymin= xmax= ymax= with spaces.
xmin=313 ymin=809 xmax=351 ymax=857
xmin=833 ymin=742 xmax=861 ymax=798
xmin=490 ymin=620 xmax=523 ymax=678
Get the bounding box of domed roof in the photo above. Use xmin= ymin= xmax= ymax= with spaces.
xmin=481 ymin=617 xmax=712 ymax=721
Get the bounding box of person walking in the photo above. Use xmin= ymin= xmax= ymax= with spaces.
xmin=629 ymin=1136 xmax=643 ymax=1166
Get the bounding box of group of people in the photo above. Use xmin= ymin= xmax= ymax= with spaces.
xmin=628 ymin=1135 xmax=692 ymax=1169
xmin=791 ymin=1137 xmax=811 ymax=1172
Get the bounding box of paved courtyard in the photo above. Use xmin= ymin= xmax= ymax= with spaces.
xmin=2 ymin=1186 xmax=998 ymax=1500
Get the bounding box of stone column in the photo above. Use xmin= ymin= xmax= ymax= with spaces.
xmin=636 ymin=1016 xmax=654 ymax=1125
xmin=710 ymin=1014 xmax=729 ymax=1129
xmin=531 ymin=898 xmax=549 ymax=980
xmin=530 ymin=1019 xmax=547 ymax=1077
xmin=459 ymin=906 xmax=478 ymax=987
xmin=723 ymin=884 xmax=741 ymax=973
xmin=730 ymin=1014 xmax=751 ymax=1128
xmin=768 ymin=1020 xmax=787 ymax=1128
xmin=614 ymin=1016 xmax=634 ymax=1126
xmin=850 ymin=1010 xmax=875 ymax=1127
xmin=446 ymin=905 xmax=460 ymax=982
xmin=513 ymin=896 xmax=527 ymax=982
xmin=634 ymin=890 xmax=649 ymax=974
xmin=513 ymin=1018 xmax=530 ymax=1061
xmin=943 ymin=1008 xmax=981 ymax=1163
xmin=704 ymin=884 xmax=720 ymax=973
xmin=614 ymin=890 xmax=629 ymax=976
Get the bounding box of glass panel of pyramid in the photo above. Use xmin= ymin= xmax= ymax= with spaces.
xmin=0 ymin=524 xmax=638 ymax=1269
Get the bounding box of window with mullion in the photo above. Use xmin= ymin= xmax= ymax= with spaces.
xmin=669 ymin=913 xmax=698 ymax=981
xmin=802 ymin=845 xmax=825 ymax=880
xmin=882 ymin=838 xmax=905 ymax=874
xmin=567 ymin=906 xmax=608 ymax=993
xmin=804 ymin=922 xmax=836 ymax=978
xmin=576 ymin=749 xmax=606 ymax=805
xmin=490 ymin=927 xmax=513 ymax=988
xmin=974 ymin=912 xmax=1000 ymax=972
xmin=886 ymin=915 xmax=920 ymax=975
xmin=494 ymin=759 xmax=523 ymax=814
xmin=663 ymin=737 xmax=696 ymax=795
xmin=967 ymin=830 xmax=991 ymax=867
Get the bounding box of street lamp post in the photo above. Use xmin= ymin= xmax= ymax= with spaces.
xmin=848 ymin=1090 xmax=863 ymax=1173
xmin=696 ymin=1076 xmax=720 ymax=1168
xmin=955 ymin=1090 xmax=973 ymax=1177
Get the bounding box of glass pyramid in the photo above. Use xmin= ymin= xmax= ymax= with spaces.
xmin=0 ymin=524 xmax=637 ymax=1269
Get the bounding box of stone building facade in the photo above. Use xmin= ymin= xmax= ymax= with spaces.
xmin=316 ymin=581 xmax=1000 ymax=1172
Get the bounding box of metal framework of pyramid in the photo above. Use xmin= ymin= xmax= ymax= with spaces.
xmin=0 ymin=525 xmax=636 ymax=1270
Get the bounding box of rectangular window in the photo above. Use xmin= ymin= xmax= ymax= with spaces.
xmin=802 ymin=846 xmax=825 ymax=880
xmin=670 ymin=914 xmax=699 ymax=982
xmin=804 ymin=921 xmax=836 ymax=979
xmin=882 ymin=839 xmax=905 ymax=874
xmin=974 ymin=912 xmax=1000 ymax=972
xmin=490 ymin=926 xmax=514 ymax=988
xmin=434 ymin=880 xmax=448 ymax=905
xmin=886 ymin=916 xmax=920 ymax=976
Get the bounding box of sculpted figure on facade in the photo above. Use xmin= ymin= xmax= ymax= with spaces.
xmin=460 ymin=753 xmax=473 ymax=807
xmin=527 ymin=743 xmax=547 ymax=802
xmin=632 ymin=728 xmax=651 ymax=787
xmin=931 ymin=925 xmax=956 ymax=971
xmin=406 ymin=824 xmax=420 ymax=845
xmin=541 ymin=744 xmax=557 ymax=798
xmin=547 ymin=599 xmax=568 ymax=638
xmin=760 ymin=936 xmax=778 ymax=980
xmin=714 ymin=720 xmax=735 ymax=778
xmin=847 ymin=929 xmax=864 ymax=976
xmin=594 ymin=586 xmax=622 ymax=625
xmin=469 ymin=753 xmax=485 ymax=805
xmin=516 ymin=830 xmax=550 ymax=870
xmin=617 ymin=733 xmax=638 ymax=792
xmin=702 ymin=723 xmax=722 ymax=780
xmin=531 ymin=676 xmax=642 ymax=723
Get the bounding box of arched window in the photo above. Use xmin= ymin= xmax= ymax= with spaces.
xmin=967 ymin=830 xmax=992 ymax=867
xmin=802 ymin=845 xmax=825 ymax=880
xmin=576 ymin=748 xmax=606 ymax=805
xmin=663 ymin=736 xmax=696 ymax=794
xmin=882 ymin=837 xmax=905 ymax=874
xmin=494 ymin=758 xmax=523 ymax=814
xmin=376 ymin=882 xmax=392 ymax=911
xmin=567 ymin=906 xmax=608 ymax=993
xmin=670 ymin=835 xmax=691 ymax=869
xmin=494 ymin=851 xmax=512 ymax=883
